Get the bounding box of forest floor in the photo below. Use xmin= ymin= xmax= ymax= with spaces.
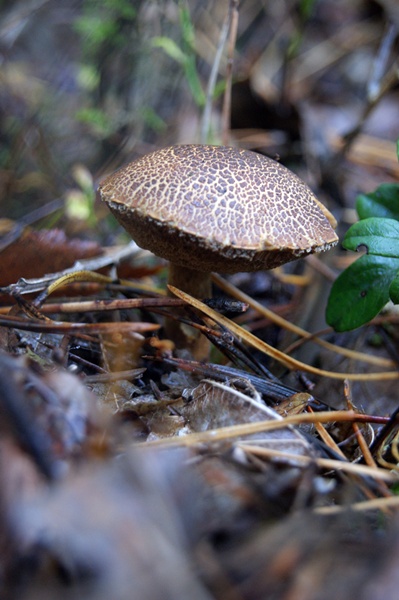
xmin=1 ymin=1 xmax=399 ymax=599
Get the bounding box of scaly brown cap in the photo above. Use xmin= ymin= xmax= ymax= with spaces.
xmin=99 ymin=145 xmax=338 ymax=273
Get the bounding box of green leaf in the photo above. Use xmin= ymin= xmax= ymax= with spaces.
xmin=103 ymin=0 xmax=136 ymax=19
xmin=396 ymin=138 xmax=399 ymax=161
xmin=356 ymin=183 xmax=399 ymax=220
xmin=343 ymin=217 xmax=399 ymax=258
xmin=75 ymin=107 xmax=110 ymax=136
xmin=74 ymin=16 xmax=119 ymax=50
xmin=151 ymin=37 xmax=186 ymax=65
xmin=140 ymin=107 xmax=166 ymax=133
xmin=326 ymin=254 xmax=399 ymax=331
xmin=299 ymin=0 xmax=317 ymax=19
xmin=179 ymin=3 xmax=196 ymax=51
xmin=389 ymin=274 xmax=399 ymax=304
xmin=183 ymin=55 xmax=206 ymax=107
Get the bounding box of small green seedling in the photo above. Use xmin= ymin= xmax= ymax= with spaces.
xmin=326 ymin=141 xmax=399 ymax=331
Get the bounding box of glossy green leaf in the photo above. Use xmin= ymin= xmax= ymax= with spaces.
xmin=389 ymin=274 xmax=399 ymax=304
xmin=343 ymin=217 xmax=399 ymax=257
xmin=356 ymin=184 xmax=399 ymax=220
xmin=326 ymin=254 xmax=399 ymax=331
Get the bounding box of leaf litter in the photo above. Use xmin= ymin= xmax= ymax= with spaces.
xmin=2 ymin=1 xmax=399 ymax=598
xmin=1 ymin=255 xmax=399 ymax=599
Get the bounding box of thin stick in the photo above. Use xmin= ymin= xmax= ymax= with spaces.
xmin=315 ymin=496 xmax=399 ymax=515
xmin=200 ymin=10 xmax=230 ymax=143
xmin=39 ymin=297 xmax=186 ymax=314
xmin=221 ymin=0 xmax=239 ymax=146
xmin=344 ymin=380 xmax=378 ymax=469
xmin=367 ymin=23 xmax=397 ymax=102
xmin=0 ymin=314 xmax=159 ymax=334
xmin=335 ymin=58 xmax=399 ymax=162
xmin=237 ymin=445 xmax=397 ymax=483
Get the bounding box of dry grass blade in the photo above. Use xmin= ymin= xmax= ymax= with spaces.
xmin=330 ymin=133 xmax=399 ymax=177
xmin=43 ymin=269 xmax=167 ymax=301
xmin=44 ymin=270 xmax=115 ymax=300
xmin=169 ymin=285 xmax=399 ymax=380
xmin=307 ymin=406 xmax=347 ymax=459
xmin=141 ymin=410 xmax=386 ymax=448
xmin=315 ymin=496 xmax=399 ymax=514
xmin=237 ymin=445 xmax=398 ymax=483
xmin=344 ymin=380 xmax=378 ymax=469
xmin=213 ymin=274 xmax=395 ymax=368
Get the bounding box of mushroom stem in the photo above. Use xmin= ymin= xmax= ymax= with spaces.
xmin=166 ymin=263 xmax=212 ymax=360
xmin=167 ymin=263 xmax=212 ymax=300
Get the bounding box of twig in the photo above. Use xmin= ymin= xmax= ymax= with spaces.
xmin=340 ymin=60 xmax=399 ymax=156
xmin=238 ymin=445 xmax=397 ymax=483
xmin=315 ymin=496 xmax=399 ymax=514
xmin=200 ymin=9 xmax=230 ymax=143
xmin=0 ymin=314 xmax=159 ymax=334
xmin=367 ymin=22 xmax=397 ymax=102
xmin=221 ymin=0 xmax=239 ymax=146
xmin=39 ymin=297 xmax=187 ymax=314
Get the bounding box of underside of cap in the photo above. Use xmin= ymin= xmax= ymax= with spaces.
xmin=106 ymin=199 xmax=335 ymax=273
xmin=100 ymin=145 xmax=338 ymax=271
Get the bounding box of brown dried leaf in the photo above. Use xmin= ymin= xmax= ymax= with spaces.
xmin=0 ymin=220 xmax=102 ymax=287
xmin=182 ymin=379 xmax=312 ymax=461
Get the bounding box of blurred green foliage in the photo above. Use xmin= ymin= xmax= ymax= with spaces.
xmin=152 ymin=2 xmax=206 ymax=107
xmin=74 ymin=0 xmax=136 ymax=55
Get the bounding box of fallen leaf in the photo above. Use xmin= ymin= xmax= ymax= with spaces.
xmin=0 ymin=220 xmax=102 ymax=287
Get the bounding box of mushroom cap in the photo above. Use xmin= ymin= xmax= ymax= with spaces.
xmin=99 ymin=145 xmax=338 ymax=273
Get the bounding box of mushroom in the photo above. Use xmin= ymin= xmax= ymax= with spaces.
xmin=99 ymin=144 xmax=338 ymax=358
